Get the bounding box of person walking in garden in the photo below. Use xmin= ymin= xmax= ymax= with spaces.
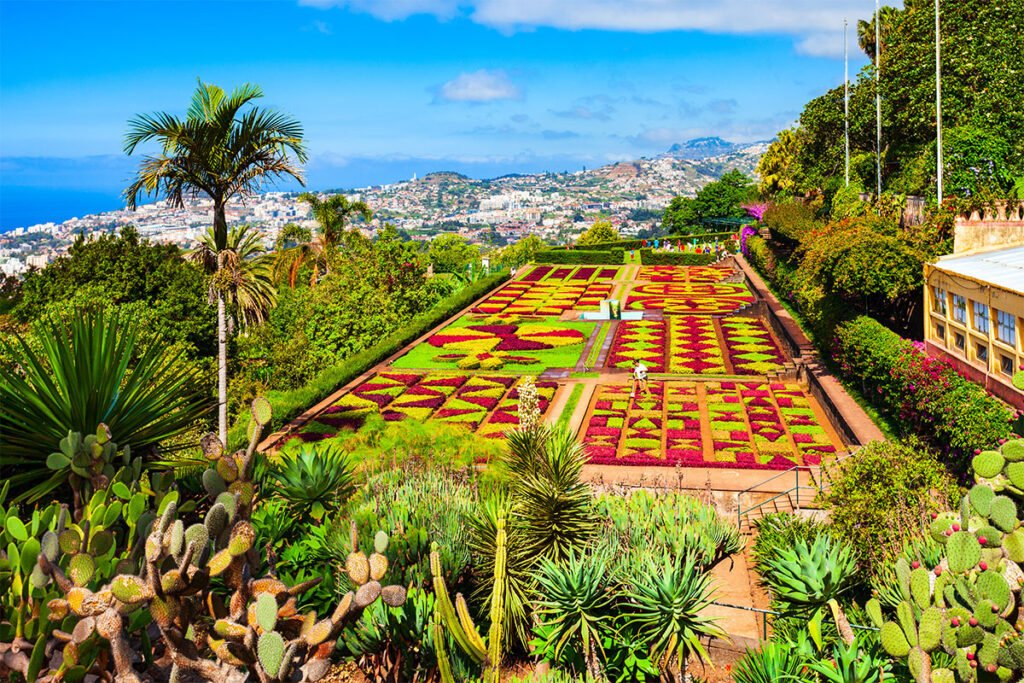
xmin=630 ymin=359 xmax=650 ymax=399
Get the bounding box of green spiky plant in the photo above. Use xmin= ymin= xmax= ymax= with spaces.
xmin=264 ymin=441 xmax=356 ymax=521
xmin=808 ymin=634 xmax=892 ymax=683
xmin=731 ymin=640 xmax=809 ymax=683
xmin=867 ymin=437 xmax=1024 ymax=683
xmin=531 ymin=552 xmax=616 ymax=681
xmin=621 ymin=555 xmax=725 ymax=683
xmin=32 ymin=398 xmax=406 ymax=683
xmin=0 ymin=307 xmax=212 ymax=504
xmin=762 ymin=533 xmax=859 ymax=649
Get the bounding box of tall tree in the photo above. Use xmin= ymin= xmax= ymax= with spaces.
xmin=123 ymin=80 xmax=306 ymax=443
xmin=274 ymin=193 xmax=372 ymax=286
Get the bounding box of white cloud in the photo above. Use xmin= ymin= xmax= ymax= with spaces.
xmin=435 ymin=69 xmax=520 ymax=103
xmin=300 ymin=0 xmax=901 ymax=50
xmin=795 ymin=30 xmax=851 ymax=58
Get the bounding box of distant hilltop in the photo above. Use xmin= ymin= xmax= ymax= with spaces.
xmin=665 ymin=136 xmax=771 ymax=161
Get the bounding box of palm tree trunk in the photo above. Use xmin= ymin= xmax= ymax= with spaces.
xmin=217 ymin=291 xmax=228 ymax=446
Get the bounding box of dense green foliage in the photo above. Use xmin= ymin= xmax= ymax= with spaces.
xmin=834 ymin=316 xmax=1013 ymax=467
xmin=661 ymin=170 xmax=756 ymax=232
xmin=821 ymin=439 xmax=959 ymax=573
xmin=575 ymin=219 xmax=620 ymax=247
xmin=758 ymin=0 xmax=1024 ymax=199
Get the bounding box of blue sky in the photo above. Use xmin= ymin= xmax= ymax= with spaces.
xmin=0 ymin=0 xmax=875 ymax=228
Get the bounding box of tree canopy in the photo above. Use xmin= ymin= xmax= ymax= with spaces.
xmin=576 ymin=220 xmax=619 ymax=246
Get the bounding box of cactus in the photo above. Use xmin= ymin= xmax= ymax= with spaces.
xmin=874 ymin=437 xmax=1024 ymax=683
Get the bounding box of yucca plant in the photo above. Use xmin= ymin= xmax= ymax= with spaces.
xmin=503 ymin=424 xmax=599 ymax=564
xmin=264 ymin=441 xmax=356 ymax=520
xmin=0 ymin=307 xmax=211 ymax=503
xmin=731 ymin=641 xmax=809 ymax=683
xmin=621 ymin=556 xmax=724 ymax=683
xmin=532 ymin=552 xmax=615 ymax=680
xmin=762 ymin=534 xmax=859 ymax=649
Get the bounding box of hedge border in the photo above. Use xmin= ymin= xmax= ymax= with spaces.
xmin=558 ymin=231 xmax=741 ymax=252
xmin=231 ymin=271 xmax=510 ymax=448
xmin=535 ymin=249 xmax=624 ymax=265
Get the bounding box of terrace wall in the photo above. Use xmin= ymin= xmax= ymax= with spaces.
xmin=730 ymin=254 xmax=886 ymax=448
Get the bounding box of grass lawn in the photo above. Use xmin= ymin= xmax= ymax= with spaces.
xmin=392 ymin=315 xmax=596 ymax=371
xmin=556 ymin=383 xmax=586 ymax=430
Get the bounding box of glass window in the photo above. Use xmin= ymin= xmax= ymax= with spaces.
xmin=952 ymin=295 xmax=967 ymax=323
xmin=936 ymin=323 xmax=945 ymax=340
xmin=977 ymin=343 xmax=988 ymax=362
xmin=932 ymin=286 xmax=947 ymax=314
xmin=973 ymin=302 xmax=990 ymax=333
xmin=1001 ymin=355 xmax=1015 ymax=376
xmin=996 ymin=309 xmax=1017 ymax=345
xmin=955 ymin=332 xmax=965 ymax=350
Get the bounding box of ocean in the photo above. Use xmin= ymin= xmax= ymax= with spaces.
xmin=0 ymin=186 xmax=127 ymax=232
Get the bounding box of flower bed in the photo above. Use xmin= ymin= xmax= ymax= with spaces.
xmin=640 ymin=265 xmax=732 ymax=283
xmin=668 ymin=316 xmax=727 ymax=374
xmin=605 ymin=320 xmax=666 ymax=372
xmin=719 ymin=317 xmax=786 ymax=375
xmin=297 ymin=372 xmax=556 ymax=441
xmin=474 ymin=279 xmax=614 ymax=315
xmin=393 ymin=315 xmax=594 ymax=370
xmin=582 ymin=380 xmax=841 ymax=468
xmin=625 ymin=282 xmax=755 ymax=315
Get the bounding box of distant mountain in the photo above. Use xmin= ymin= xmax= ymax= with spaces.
xmin=665 ymin=136 xmax=772 ymax=162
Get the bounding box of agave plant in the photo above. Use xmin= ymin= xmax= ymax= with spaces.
xmin=0 ymin=307 xmax=211 ymax=503
xmin=503 ymin=424 xmax=599 ymax=564
xmin=731 ymin=641 xmax=809 ymax=683
xmin=621 ymin=556 xmax=724 ymax=683
xmin=762 ymin=534 xmax=859 ymax=648
xmin=808 ymin=634 xmax=891 ymax=683
xmin=532 ymin=552 xmax=615 ymax=680
xmin=264 ymin=441 xmax=356 ymax=520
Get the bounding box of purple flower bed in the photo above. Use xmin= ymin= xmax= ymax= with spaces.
xmin=521 ymin=266 xmax=551 ymax=282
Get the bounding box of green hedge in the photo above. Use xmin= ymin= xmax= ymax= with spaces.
xmin=833 ymin=316 xmax=1013 ymax=469
xmin=639 ymin=249 xmax=717 ymax=266
xmin=229 ymin=272 xmax=510 ymax=448
xmin=556 ymin=231 xmax=740 ymax=252
xmin=535 ymin=249 xmax=624 ymax=265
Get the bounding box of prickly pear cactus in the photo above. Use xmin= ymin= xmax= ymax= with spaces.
xmin=36 ymin=399 xmax=406 ymax=683
xmin=872 ymin=437 xmax=1024 ymax=682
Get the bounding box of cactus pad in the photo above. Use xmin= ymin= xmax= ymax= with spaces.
xmin=381 ymin=584 xmax=407 ymax=607
xmin=251 ymin=397 xmax=273 ymax=427
xmin=1003 ymin=438 xmax=1024 ymax=462
xmin=1006 ymin=462 xmax=1024 ymax=490
xmin=910 ymin=567 xmax=931 ymax=609
xmin=354 ymin=580 xmax=382 ymax=609
xmin=907 ymin=646 xmax=929 ymax=680
xmin=200 ymin=432 xmax=224 ymax=459
xmin=970 ymin=484 xmax=996 ymax=516
xmin=184 ymin=523 xmax=209 ymax=554
xmin=303 ymin=619 xmax=333 ymax=647
xmin=988 ymin=496 xmax=1018 ymax=532
xmin=68 ymin=553 xmax=95 ymax=587
xmin=202 ymin=469 xmax=227 ymax=497
xmin=881 ymin=621 xmax=911 ymax=657
xmin=228 ymin=521 xmax=255 ymax=557
xmin=205 ymin=503 xmax=229 ymax=538
xmin=865 ymin=598 xmax=883 ymax=628
xmin=918 ymin=607 xmax=943 ymax=652
xmin=215 ymin=492 xmax=238 ymax=521
xmin=946 ymin=532 xmax=982 ymax=573
xmin=216 ymin=457 xmax=239 ymax=484
xmin=257 ymin=631 xmax=285 ymax=678
xmin=207 ymin=549 xmax=234 ymax=577
xmin=59 ymin=529 xmax=82 ymax=554
xmin=111 ymin=575 xmax=152 ymax=604
xmin=374 ymin=530 xmax=389 ymax=554
xmin=930 ymin=513 xmax=956 ymax=543
xmin=976 ymin=570 xmax=1011 ymax=612
xmin=369 ymin=553 xmax=388 ymax=581
xmin=346 ymin=552 xmax=370 ymax=585
xmin=1003 ymin=529 xmax=1024 ymax=562
xmin=974 ymin=450 xmax=1006 ymax=478
xmin=255 ymin=592 xmax=278 ymax=632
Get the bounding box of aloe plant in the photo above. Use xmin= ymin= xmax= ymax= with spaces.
xmin=0 ymin=307 xmax=211 ymax=503
xmin=808 ymin=635 xmax=891 ymax=683
xmin=264 ymin=442 xmax=356 ymax=520
xmin=731 ymin=641 xmax=809 ymax=683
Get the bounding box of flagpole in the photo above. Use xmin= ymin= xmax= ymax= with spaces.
xmin=845 ymin=18 xmax=850 ymax=188
xmin=935 ymin=0 xmax=943 ymax=204
xmin=875 ymin=0 xmax=882 ymax=199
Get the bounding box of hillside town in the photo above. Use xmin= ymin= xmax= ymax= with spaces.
xmin=0 ymin=139 xmax=764 ymax=277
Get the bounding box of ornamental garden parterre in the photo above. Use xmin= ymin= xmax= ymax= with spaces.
xmin=284 ymin=262 xmax=843 ymax=470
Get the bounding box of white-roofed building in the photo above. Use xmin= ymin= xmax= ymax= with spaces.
xmin=924 ymin=217 xmax=1024 ymax=405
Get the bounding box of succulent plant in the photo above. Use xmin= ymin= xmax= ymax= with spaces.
xmin=872 ymin=437 xmax=1024 ymax=683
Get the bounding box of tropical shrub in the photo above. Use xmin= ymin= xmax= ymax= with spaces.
xmin=0 ymin=308 xmax=212 ymax=503
xmin=821 ymin=439 xmax=959 ymax=573
xmin=834 ymin=316 xmax=1013 ymax=468
xmin=763 ymin=202 xmax=820 ymax=242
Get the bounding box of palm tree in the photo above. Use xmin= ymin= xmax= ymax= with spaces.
xmin=123 ymin=80 xmax=307 ymax=443
xmin=857 ymin=6 xmax=899 ymax=61
xmin=275 ymin=193 xmax=372 ymax=286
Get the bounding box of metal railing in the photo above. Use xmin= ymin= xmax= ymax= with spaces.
xmin=734 ymin=465 xmax=820 ymax=530
xmin=709 ymin=601 xmax=879 ymax=643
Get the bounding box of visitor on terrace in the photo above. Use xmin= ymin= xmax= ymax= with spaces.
xmin=630 ymin=359 xmax=651 ymax=399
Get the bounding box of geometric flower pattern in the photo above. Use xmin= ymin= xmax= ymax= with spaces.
xmin=625 ymin=282 xmax=755 ymax=315
xmin=668 ymin=316 xmax=727 ymax=374
xmin=720 ymin=318 xmax=786 ymax=375
xmin=473 ymin=280 xmax=613 ymax=315
xmin=297 ymin=372 xmax=557 ymax=441
xmin=606 ymin=320 xmax=666 ymax=371
xmin=581 ymin=380 xmax=840 ymax=469
xmin=640 ymin=265 xmax=732 ymax=283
